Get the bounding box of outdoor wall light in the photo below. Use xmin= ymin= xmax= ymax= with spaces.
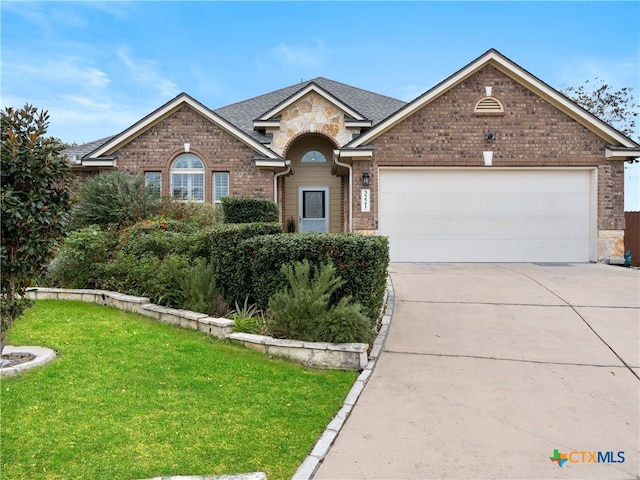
xmin=486 ymin=133 xmax=495 ymax=142
xmin=362 ymin=172 xmax=370 ymax=186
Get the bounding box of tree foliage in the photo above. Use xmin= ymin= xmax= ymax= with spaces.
xmin=562 ymin=77 xmax=639 ymax=143
xmin=1 ymin=104 xmax=76 ymax=351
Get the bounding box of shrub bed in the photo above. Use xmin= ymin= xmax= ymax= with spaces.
xmin=44 ymin=185 xmax=389 ymax=345
xmin=241 ymin=233 xmax=389 ymax=320
xmin=267 ymin=260 xmax=374 ymax=344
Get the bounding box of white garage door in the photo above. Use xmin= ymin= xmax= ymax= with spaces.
xmin=378 ymin=168 xmax=595 ymax=263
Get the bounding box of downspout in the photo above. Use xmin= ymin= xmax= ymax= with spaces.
xmin=333 ymin=151 xmax=353 ymax=232
xmin=274 ymin=161 xmax=291 ymax=220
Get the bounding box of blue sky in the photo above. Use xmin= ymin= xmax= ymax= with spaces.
xmin=1 ymin=1 xmax=639 ymax=208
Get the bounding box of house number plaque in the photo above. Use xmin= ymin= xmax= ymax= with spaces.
xmin=361 ymin=189 xmax=370 ymax=212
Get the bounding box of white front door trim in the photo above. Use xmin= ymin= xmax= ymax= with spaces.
xmin=298 ymin=186 xmax=330 ymax=233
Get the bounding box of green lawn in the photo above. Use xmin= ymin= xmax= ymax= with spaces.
xmin=1 ymin=300 xmax=357 ymax=480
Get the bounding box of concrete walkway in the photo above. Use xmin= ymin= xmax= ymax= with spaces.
xmin=315 ymin=263 xmax=640 ymax=479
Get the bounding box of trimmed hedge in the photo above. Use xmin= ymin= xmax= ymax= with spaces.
xmin=221 ymin=197 xmax=279 ymax=224
xmin=209 ymin=222 xmax=283 ymax=303
xmin=241 ymin=233 xmax=389 ymax=319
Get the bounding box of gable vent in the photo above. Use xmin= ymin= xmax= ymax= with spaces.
xmin=474 ymin=96 xmax=505 ymax=115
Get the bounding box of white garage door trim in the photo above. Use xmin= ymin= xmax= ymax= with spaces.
xmin=378 ymin=167 xmax=597 ymax=263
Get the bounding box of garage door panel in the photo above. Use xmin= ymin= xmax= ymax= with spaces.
xmin=390 ymin=238 xmax=590 ymax=263
xmin=379 ymin=169 xmax=594 ymax=263
xmin=382 ymin=192 xmax=590 ymax=217
xmin=382 ymin=170 xmax=590 ymax=193
xmin=385 ymin=216 xmax=588 ymax=240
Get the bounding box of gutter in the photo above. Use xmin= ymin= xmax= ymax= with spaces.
xmin=333 ymin=151 xmax=353 ymax=232
xmin=274 ymin=161 xmax=291 ymax=212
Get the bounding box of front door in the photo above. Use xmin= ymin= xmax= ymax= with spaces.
xmin=298 ymin=187 xmax=329 ymax=232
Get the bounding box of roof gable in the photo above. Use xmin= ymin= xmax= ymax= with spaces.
xmin=256 ymin=82 xmax=367 ymax=122
xmin=347 ymin=49 xmax=640 ymax=151
xmin=87 ymin=93 xmax=279 ymax=160
xmin=214 ymin=77 xmax=406 ymax=144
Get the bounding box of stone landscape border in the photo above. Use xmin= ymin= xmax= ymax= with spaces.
xmin=292 ymin=277 xmax=395 ymax=479
xmin=0 ymin=345 xmax=57 ymax=377
xmin=25 ymin=286 xmax=378 ymax=370
xmin=18 ymin=278 xmax=395 ymax=479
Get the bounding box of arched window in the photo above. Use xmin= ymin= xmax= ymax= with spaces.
xmin=301 ymin=150 xmax=327 ymax=163
xmin=171 ymin=154 xmax=204 ymax=201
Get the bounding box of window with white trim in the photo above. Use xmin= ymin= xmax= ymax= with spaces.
xmin=171 ymin=154 xmax=204 ymax=201
xmin=144 ymin=172 xmax=162 ymax=198
xmin=213 ymin=172 xmax=229 ymax=203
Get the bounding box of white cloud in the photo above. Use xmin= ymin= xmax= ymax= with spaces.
xmin=82 ymin=1 xmax=133 ymax=19
xmin=1 ymin=1 xmax=131 ymax=31
xmin=395 ymin=84 xmax=429 ymax=102
xmin=269 ymin=40 xmax=328 ymax=67
xmin=46 ymin=95 xmax=148 ymax=144
xmin=188 ymin=65 xmax=221 ymax=96
xmin=117 ymin=47 xmax=180 ymax=97
xmin=557 ymin=55 xmax=640 ymax=92
xmin=4 ymin=58 xmax=110 ymax=89
xmin=1 ymin=2 xmax=54 ymax=33
xmin=55 ymin=101 xmax=139 ymax=128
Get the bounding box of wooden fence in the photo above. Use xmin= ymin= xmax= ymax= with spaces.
xmin=624 ymin=211 xmax=640 ymax=267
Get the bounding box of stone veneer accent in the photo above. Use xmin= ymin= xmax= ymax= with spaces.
xmin=268 ymin=92 xmax=358 ymax=156
xmin=25 ymin=288 xmax=370 ymax=370
xmin=598 ymin=230 xmax=626 ymax=264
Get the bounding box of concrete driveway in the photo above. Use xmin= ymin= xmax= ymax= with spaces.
xmin=315 ymin=263 xmax=639 ymax=480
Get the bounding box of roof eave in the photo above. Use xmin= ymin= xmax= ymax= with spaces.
xmin=87 ymin=93 xmax=279 ymax=160
xmin=605 ymin=146 xmax=640 ymax=160
xmin=255 ymin=158 xmax=290 ymax=171
xmin=257 ymin=83 xmax=367 ymax=122
xmin=76 ymin=157 xmax=117 ymax=168
xmin=347 ymin=49 xmax=639 ymax=149
xmin=336 ymin=148 xmax=373 ymax=160
xmin=345 ymin=120 xmax=373 ymax=128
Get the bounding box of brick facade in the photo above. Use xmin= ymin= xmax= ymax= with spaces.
xmin=352 ymin=66 xmax=625 ymax=233
xmin=69 ymin=56 xmax=632 ymax=262
xmin=115 ymin=105 xmax=274 ymax=202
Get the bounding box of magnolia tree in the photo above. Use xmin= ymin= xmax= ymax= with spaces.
xmin=1 ymin=105 xmax=75 ymax=352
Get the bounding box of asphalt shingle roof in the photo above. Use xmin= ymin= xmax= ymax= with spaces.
xmin=65 ymin=77 xmax=407 ymax=158
xmin=61 ymin=135 xmax=117 ymax=159
xmin=214 ymin=77 xmax=407 ymax=144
